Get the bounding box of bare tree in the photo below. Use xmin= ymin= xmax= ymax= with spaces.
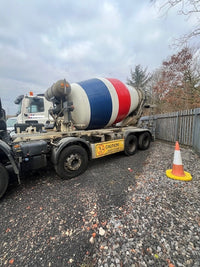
xmin=151 ymin=47 xmax=200 ymax=112
xmin=151 ymin=0 xmax=200 ymax=44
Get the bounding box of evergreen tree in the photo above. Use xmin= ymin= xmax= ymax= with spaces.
xmin=127 ymin=65 xmax=152 ymax=91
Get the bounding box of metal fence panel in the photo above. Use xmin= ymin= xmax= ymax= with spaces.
xmin=192 ymin=108 xmax=200 ymax=155
xmin=140 ymin=108 xmax=200 ymax=155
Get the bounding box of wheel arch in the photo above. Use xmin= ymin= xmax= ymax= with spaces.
xmin=0 ymin=140 xmax=19 ymax=177
xmin=51 ymin=137 xmax=92 ymax=165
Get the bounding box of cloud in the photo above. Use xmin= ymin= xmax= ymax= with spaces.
xmin=0 ymin=0 xmax=198 ymax=114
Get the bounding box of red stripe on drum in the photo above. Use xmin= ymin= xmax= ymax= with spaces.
xmin=107 ymin=78 xmax=131 ymax=123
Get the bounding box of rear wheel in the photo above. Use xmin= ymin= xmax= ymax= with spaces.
xmin=124 ymin=134 xmax=138 ymax=156
xmin=138 ymin=132 xmax=151 ymax=150
xmin=0 ymin=163 xmax=9 ymax=199
xmin=56 ymin=145 xmax=88 ymax=179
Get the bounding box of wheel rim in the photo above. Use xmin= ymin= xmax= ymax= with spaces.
xmin=64 ymin=153 xmax=82 ymax=171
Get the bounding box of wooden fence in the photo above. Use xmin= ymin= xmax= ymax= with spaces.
xmin=139 ymin=108 xmax=200 ymax=155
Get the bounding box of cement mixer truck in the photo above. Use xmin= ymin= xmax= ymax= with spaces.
xmin=0 ymin=78 xmax=152 ymax=199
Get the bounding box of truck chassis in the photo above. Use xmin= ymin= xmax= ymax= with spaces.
xmin=0 ymin=126 xmax=151 ymax=199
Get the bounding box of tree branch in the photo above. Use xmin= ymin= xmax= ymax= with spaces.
xmin=153 ymin=0 xmax=200 ymax=44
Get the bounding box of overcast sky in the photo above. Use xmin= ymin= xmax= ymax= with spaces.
xmin=0 ymin=0 xmax=199 ymax=114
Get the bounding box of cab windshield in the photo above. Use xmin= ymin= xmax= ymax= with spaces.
xmin=28 ymin=97 xmax=44 ymax=113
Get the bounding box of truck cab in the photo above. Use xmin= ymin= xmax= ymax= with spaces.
xmin=15 ymin=92 xmax=53 ymax=125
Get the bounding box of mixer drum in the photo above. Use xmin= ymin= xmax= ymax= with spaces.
xmin=68 ymin=78 xmax=140 ymax=130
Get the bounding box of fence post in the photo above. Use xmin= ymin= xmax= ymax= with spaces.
xmin=192 ymin=108 xmax=200 ymax=155
xmin=153 ymin=115 xmax=157 ymax=140
xmin=175 ymin=111 xmax=179 ymax=142
xmin=192 ymin=109 xmax=196 ymax=147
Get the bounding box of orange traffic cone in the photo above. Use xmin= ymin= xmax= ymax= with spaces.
xmin=166 ymin=141 xmax=192 ymax=181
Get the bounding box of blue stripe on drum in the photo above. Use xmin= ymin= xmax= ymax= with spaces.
xmin=78 ymin=78 xmax=112 ymax=129
xmin=98 ymin=78 xmax=119 ymax=127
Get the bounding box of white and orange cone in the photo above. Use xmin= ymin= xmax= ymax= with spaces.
xmin=166 ymin=141 xmax=192 ymax=181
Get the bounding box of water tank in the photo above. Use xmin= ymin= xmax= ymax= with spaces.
xmin=69 ymin=78 xmax=140 ymax=130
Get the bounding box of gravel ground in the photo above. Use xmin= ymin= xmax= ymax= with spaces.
xmin=0 ymin=141 xmax=200 ymax=267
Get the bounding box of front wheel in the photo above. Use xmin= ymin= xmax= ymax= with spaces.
xmin=0 ymin=163 xmax=9 ymax=199
xmin=56 ymin=145 xmax=88 ymax=179
xmin=138 ymin=132 xmax=151 ymax=150
xmin=124 ymin=134 xmax=138 ymax=156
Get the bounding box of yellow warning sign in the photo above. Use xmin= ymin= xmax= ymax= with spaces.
xmin=95 ymin=139 xmax=124 ymax=158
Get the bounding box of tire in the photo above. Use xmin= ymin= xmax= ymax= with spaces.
xmin=124 ymin=134 xmax=138 ymax=156
xmin=56 ymin=145 xmax=88 ymax=179
xmin=138 ymin=132 xmax=151 ymax=150
xmin=0 ymin=163 xmax=9 ymax=199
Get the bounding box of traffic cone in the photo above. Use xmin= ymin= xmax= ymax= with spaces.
xmin=166 ymin=141 xmax=192 ymax=181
